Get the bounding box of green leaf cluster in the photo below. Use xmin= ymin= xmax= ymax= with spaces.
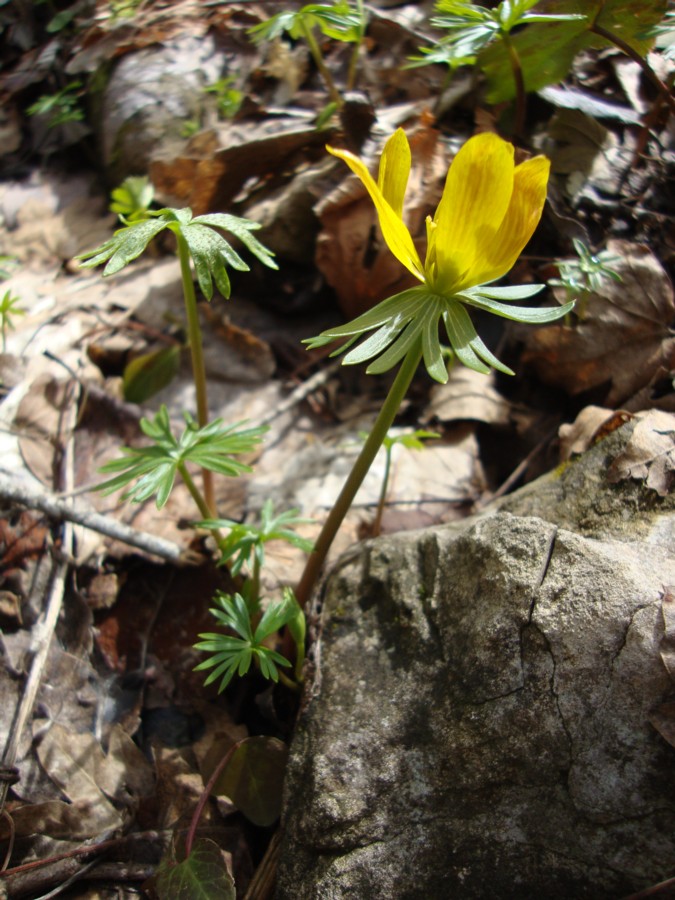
xmin=549 ymin=238 xmax=623 ymax=304
xmin=0 ymin=289 xmax=25 ymax=352
xmin=97 ymin=405 xmax=266 ymax=508
xmin=77 ymin=207 xmax=277 ymax=300
xmin=27 ymin=81 xmax=84 ymax=128
xmin=305 ymin=283 xmax=573 ymax=382
xmin=200 ymin=499 xmax=314 ymax=577
xmin=381 ymin=429 xmax=441 ymax=453
xmin=248 ymin=1 xmax=366 ymax=46
xmin=413 ymin=0 xmax=667 ymax=102
xmin=194 ymin=589 xmax=304 ymax=691
xmin=109 ymin=175 xmax=155 ymax=223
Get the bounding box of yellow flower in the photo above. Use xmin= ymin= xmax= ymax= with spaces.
xmin=307 ymin=129 xmax=571 ymax=382
xmin=327 ymin=128 xmax=550 ymax=296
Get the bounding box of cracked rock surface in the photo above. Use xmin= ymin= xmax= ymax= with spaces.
xmin=277 ymin=423 xmax=675 ymax=899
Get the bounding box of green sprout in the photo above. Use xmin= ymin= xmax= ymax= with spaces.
xmin=412 ymin=1 xmax=583 ymax=135
xmin=109 ymin=175 xmax=155 ymax=224
xmin=361 ymin=429 xmax=440 ymax=536
xmin=77 ymin=205 xmax=276 ymax=514
xmin=27 ymin=81 xmax=85 ymax=128
xmin=0 ymin=290 xmax=26 ymax=353
xmin=205 ymin=76 xmax=243 ymax=120
xmin=194 ymin=588 xmax=306 ymax=691
xmin=549 ymin=238 xmax=623 ymax=315
xmin=200 ymin=499 xmax=315 ymax=614
xmin=97 ymin=404 xmax=266 ymax=515
xmin=0 ymin=257 xmax=18 ymax=281
xmin=248 ymin=0 xmax=368 ymax=109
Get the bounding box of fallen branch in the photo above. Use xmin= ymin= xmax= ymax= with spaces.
xmin=0 ymin=470 xmax=201 ymax=566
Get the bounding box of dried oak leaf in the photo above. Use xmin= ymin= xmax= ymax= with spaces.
xmin=523 ymin=240 xmax=675 ymax=407
xmin=606 ymin=410 xmax=675 ymax=496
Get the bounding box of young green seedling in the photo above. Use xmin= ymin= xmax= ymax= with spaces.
xmin=193 ymin=501 xmax=312 ymax=689
xmin=194 ymin=587 xmax=306 ymax=691
xmin=78 ymin=205 xmax=277 ymax=513
xmin=0 ymin=290 xmax=25 ymax=353
xmin=200 ymin=499 xmax=314 ymax=614
xmin=109 ymin=175 xmax=155 ymax=223
xmin=248 ymin=0 xmax=368 ymax=114
xmin=411 ymin=0 xmax=583 ymax=136
xmin=360 ymin=429 xmax=441 ymax=536
xmin=549 ymin=238 xmax=623 ymax=317
xmin=295 ymin=128 xmax=573 ymax=608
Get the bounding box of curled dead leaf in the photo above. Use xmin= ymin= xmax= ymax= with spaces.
xmin=606 ymin=410 xmax=675 ymax=496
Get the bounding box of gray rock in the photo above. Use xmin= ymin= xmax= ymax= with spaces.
xmin=277 ymin=422 xmax=675 ymax=899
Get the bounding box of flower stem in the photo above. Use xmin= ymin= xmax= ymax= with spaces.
xmin=301 ymin=20 xmax=342 ymax=107
xmin=590 ymin=21 xmax=675 ymax=113
xmin=372 ymin=442 xmax=392 ymax=537
xmin=294 ymin=343 xmax=422 ymax=609
xmin=502 ymin=32 xmax=526 ymax=139
xmin=175 ymin=232 xmax=216 ymax=515
xmin=178 ymin=463 xmax=225 ymax=549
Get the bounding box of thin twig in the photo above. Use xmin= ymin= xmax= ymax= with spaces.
xmin=243 ymin=828 xmax=282 ymax=900
xmin=0 ymin=470 xmax=202 ymax=565
xmin=256 ymin=361 xmax=342 ymax=428
xmin=0 ymin=380 xmax=78 ymax=827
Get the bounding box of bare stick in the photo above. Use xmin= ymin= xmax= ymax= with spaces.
xmin=0 ymin=471 xmax=199 ymax=565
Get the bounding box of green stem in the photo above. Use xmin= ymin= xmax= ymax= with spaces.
xmin=346 ymin=0 xmax=365 ymax=92
xmin=590 ymin=21 xmax=675 ymax=113
xmin=301 ymin=21 xmax=342 ymax=107
xmin=294 ymin=344 xmax=422 ymax=609
xmin=502 ymin=32 xmax=526 ymax=139
xmin=175 ymin=231 xmax=216 ymax=515
xmin=178 ymin=463 xmax=224 ymax=550
xmin=372 ymin=444 xmax=392 ymax=537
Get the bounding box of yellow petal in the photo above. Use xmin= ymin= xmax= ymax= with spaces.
xmin=377 ymin=128 xmax=410 ymax=218
xmin=462 ymin=155 xmax=550 ymax=288
xmin=327 ymin=143 xmax=425 ymax=282
xmin=429 ymin=133 xmax=515 ymax=293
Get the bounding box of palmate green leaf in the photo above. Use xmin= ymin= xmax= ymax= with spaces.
xmin=77 ymin=207 xmax=276 ymax=299
xmin=307 ymin=282 xmax=572 ymax=382
xmin=77 ymin=217 xmax=168 ymax=274
xmin=96 ymin=405 xmax=265 ymax=508
xmin=248 ymin=2 xmax=365 ymax=45
xmin=155 ymin=838 xmax=236 ymax=900
xmin=200 ymin=500 xmax=314 ymax=575
xmin=478 ymin=0 xmax=666 ymax=103
xmin=194 ymin=592 xmax=292 ymax=692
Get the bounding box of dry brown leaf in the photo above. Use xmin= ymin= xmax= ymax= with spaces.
xmin=422 ymin=367 xmax=511 ymax=427
xmin=558 ymin=406 xmax=634 ymax=460
xmin=16 ymin=375 xmax=73 ymax=486
xmin=606 ymin=410 xmax=675 ymax=496
xmin=36 ymin=721 xmax=154 ymax=809
xmin=4 ymin=798 xmax=117 ymax=841
xmin=523 ymin=240 xmax=675 ymax=407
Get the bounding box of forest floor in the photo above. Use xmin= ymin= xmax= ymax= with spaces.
xmin=0 ymin=1 xmax=673 ymax=898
